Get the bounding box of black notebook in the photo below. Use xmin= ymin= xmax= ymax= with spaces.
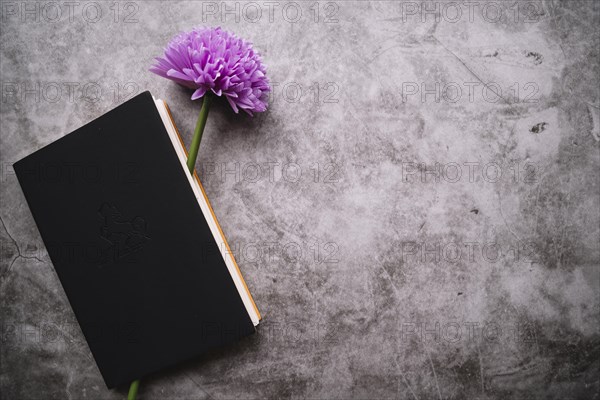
xmin=14 ymin=91 xmax=261 ymax=388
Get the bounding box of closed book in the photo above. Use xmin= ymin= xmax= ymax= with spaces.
xmin=13 ymin=91 xmax=261 ymax=388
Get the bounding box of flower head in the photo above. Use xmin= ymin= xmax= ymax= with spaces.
xmin=150 ymin=27 xmax=270 ymax=115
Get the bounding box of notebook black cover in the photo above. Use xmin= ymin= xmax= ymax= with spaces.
xmin=13 ymin=91 xmax=255 ymax=388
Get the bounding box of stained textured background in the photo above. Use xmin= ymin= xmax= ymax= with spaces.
xmin=1 ymin=1 xmax=599 ymax=399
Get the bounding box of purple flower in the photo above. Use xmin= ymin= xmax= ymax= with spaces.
xmin=150 ymin=27 xmax=270 ymax=115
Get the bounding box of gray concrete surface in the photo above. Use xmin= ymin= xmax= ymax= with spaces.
xmin=1 ymin=1 xmax=599 ymax=399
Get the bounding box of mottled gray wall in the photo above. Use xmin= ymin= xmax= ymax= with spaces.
xmin=1 ymin=1 xmax=599 ymax=399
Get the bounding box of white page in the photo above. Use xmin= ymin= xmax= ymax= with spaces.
xmin=153 ymin=97 xmax=260 ymax=326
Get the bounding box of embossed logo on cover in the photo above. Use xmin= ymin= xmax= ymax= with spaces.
xmin=97 ymin=202 xmax=149 ymax=266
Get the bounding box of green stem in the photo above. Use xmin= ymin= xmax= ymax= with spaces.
xmin=187 ymin=94 xmax=212 ymax=173
xmin=127 ymin=379 xmax=140 ymax=400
